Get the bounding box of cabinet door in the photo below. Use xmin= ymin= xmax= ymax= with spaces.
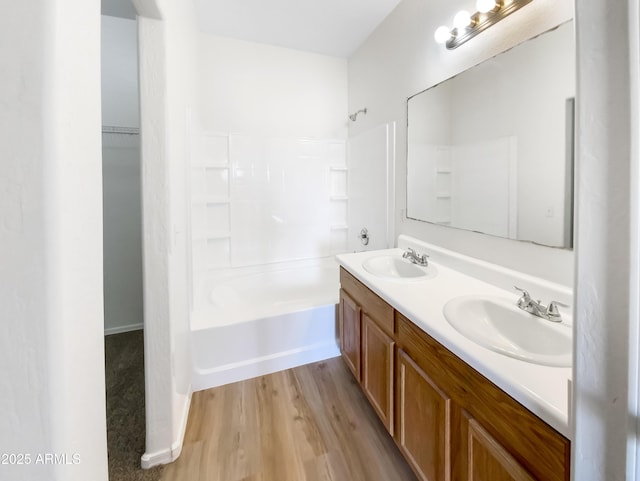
xmin=396 ymin=348 xmax=452 ymax=481
xmin=362 ymin=313 xmax=394 ymax=434
xmin=339 ymin=289 xmax=360 ymax=380
xmin=464 ymin=411 xmax=535 ymax=481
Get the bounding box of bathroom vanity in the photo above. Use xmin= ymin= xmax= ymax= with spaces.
xmin=337 ymin=237 xmax=572 ymax=481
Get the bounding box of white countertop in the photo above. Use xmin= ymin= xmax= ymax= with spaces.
xmin=337 ymin=243 xmax=572 ymax=439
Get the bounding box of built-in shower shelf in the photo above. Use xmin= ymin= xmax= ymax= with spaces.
xmin=436 ymin=169 xmax=452 ymax=174
xmin=330 ymin=224 xmax=349 ymax=231
xmin=329 ymin=195 xmax=349 ymax=201
xmin=436 ymin=195 xmax=451 ymax=199
xmin=330 ymin=166 xmax=348 ymax=172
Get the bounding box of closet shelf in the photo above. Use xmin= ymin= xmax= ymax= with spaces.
xmin=191 ymin=162 xmax=230 ymax=169
xmin=193 ymin=230 xmax=231 ymax=241
xmin=192 ymin=196 xmax=230 ymax=205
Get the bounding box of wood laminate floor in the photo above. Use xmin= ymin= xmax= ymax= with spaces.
xmin=161 ymin=357 xmax=418 ymax=481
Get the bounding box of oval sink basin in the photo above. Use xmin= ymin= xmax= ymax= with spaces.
xmin=362 ymin=255 xmax=438 ymax=281
xmin=443 ymin=295 xmax=572 ymax=367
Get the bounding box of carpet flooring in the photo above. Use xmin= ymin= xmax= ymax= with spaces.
xmin=105 ymin=329 xmax=163 ymax=481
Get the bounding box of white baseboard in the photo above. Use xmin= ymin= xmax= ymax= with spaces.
xmin=140 ymin=447 xmax=173 ymax=469
xmin=171 ymin=389 xmax=192 ymax=461
xmin=192 ymin=340 xmax=340 ymax=392
xmin=104 ymin=322 xmax=143 ymax=336
xmin=140 ymin=389 xmax=192 ymax=469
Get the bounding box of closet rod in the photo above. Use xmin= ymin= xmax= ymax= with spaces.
xmin=102 ymin=125 xmax=139 ymax=135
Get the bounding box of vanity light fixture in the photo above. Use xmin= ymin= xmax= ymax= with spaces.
xmin=453 ymin=10 xmax=473 ymax=31
xmin=476 ymin=0 xmax=499 ymax=13
xmin=434 ymin=25 xmax=453 ymax=44
xmin=434 ymin=0 xmax=533 ymax=50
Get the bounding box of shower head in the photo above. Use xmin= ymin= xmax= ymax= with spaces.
xmin=349 ymin=107 xmax=368 ymax=122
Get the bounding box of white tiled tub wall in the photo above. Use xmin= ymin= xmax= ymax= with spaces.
xmin=190 ymin=132 xmax=348 ymax=289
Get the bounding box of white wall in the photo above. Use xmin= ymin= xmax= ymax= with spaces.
xmin=102 ymin=133 xmax=143 ymax=334
xmin=101 ymin=15 xmax=144 ymax=335
xmin=0 ymin=4 xmax=52 ymax=477
xmin=134 ymin=0 xmax=197 ymax=467
xmin=163 ymin=0 xmax=198 ymax=461
xmin=573 ymin=0 xmax=640 ymax=479
xmin=349 ymin=0 xmax=574 ymax=285
xmin=197 ymin=35 xmax=348 ymax=139
xmin=102 ymin=16 xmax=140 ymax=128
xmin=0 ymin=0 xmax=108 ymax=480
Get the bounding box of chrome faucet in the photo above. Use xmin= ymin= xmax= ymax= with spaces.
xmin=514 ymin=286 xmax=567 ymax=322
xmin=402 ymin=247 xmax=429 ymax=266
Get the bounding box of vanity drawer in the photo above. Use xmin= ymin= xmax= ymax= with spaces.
xmin=340 ymin=267 xmax=394 ymax=336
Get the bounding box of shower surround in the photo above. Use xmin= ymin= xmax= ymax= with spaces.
xmin=189 ymin=132 xmax=347 ymax=389
xmin=190 ymin=133 xmax=349 ymax=277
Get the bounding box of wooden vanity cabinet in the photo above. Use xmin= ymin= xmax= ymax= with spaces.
xmin=361 ymin=313 xmax=395 ymax=434
xmin=339 ymin=268 xmax=395 ymax=434
xmin=396 ymin=348 xmax=453 ymax=481
xmin=463 ymin=412 xmax=536 ymax=481
xmin=338 ymin=267 xmax=571 ymax=481
xmin=396 ymin=312 xmax=570 ymax=481
xmin=339 ymin=289 xmax=360 ymax=379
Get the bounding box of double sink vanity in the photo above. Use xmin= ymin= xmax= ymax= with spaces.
xmin=336 ymin=235 xmax=572 ymax=481
xmin=350 ymin=16 xmax=576 ymax=481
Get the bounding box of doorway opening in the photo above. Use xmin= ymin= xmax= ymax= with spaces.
xmin=100 ymin=3 xmax=156 ymax=479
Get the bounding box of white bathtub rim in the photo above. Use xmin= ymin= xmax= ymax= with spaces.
xmin=192 ymin=256 xmax=339 ymax=330
xmin=203 ymin=255 xmax=338 ymax=282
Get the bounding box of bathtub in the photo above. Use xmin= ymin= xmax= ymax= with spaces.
xmin=191 ymin=257 xmax=341 ymax=391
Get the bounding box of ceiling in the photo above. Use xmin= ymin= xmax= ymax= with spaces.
xmin=192 ymin=0 xmax=402 ymax=57
xmin=101 ymin=0 xmax=403 ymax=58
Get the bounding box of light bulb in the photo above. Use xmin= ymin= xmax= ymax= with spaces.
xmin=434 ymin=26 xmax=452 ymax=44
xmin=476 ymin=0 xmax=498 ymax=13
xmin=453 ymin=10 xmax=472 ymax=30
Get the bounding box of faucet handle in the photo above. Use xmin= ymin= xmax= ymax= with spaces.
xmin=546 ymin=300 xmax=569 ymax=318
xmin=513 ymin=286 xmax=531 ymax=299
xmin=513 ymin=286 xmax=532 ymax=308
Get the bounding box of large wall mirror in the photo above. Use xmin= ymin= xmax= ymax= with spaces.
xmin=407 ymin=21 xmax=575 ymax=248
